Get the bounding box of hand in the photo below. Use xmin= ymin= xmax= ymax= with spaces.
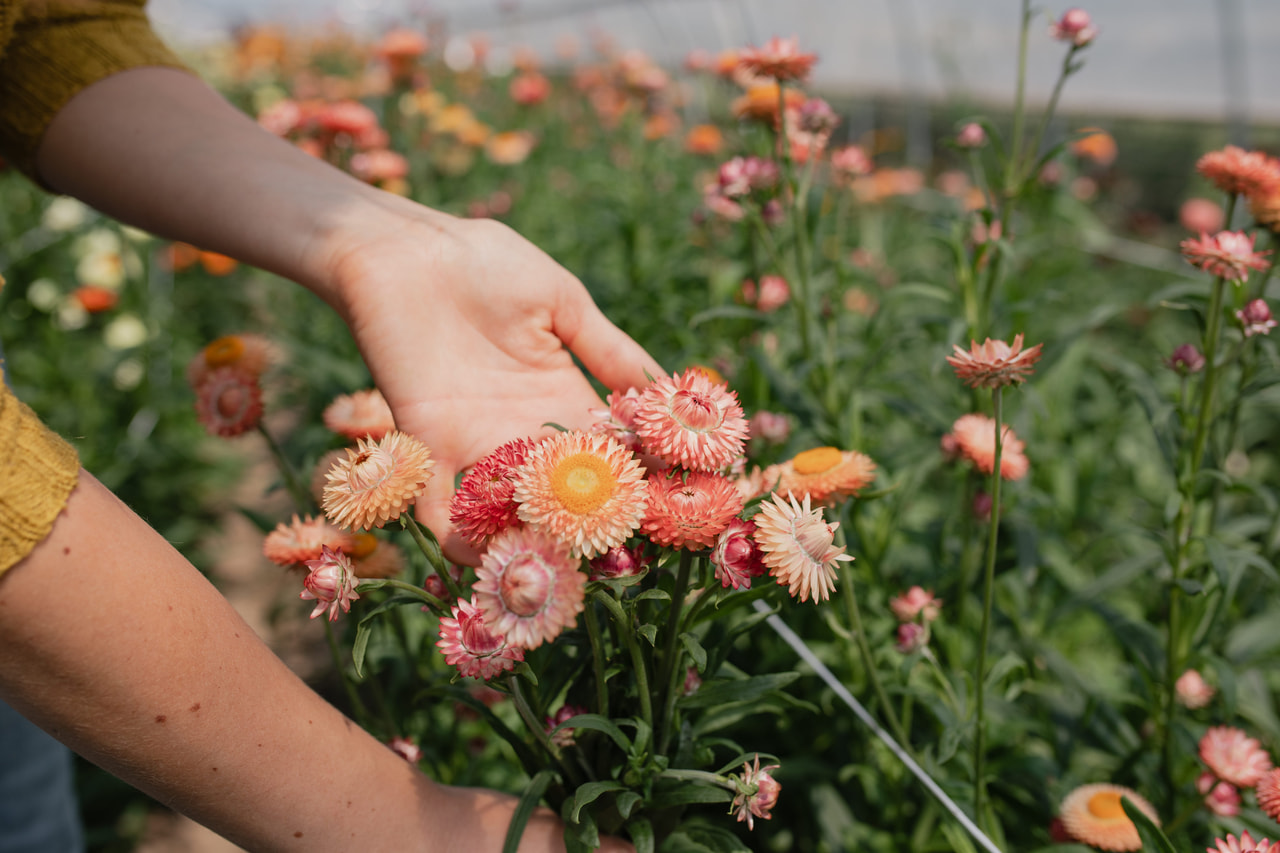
xmin=322 ymin=203 xmax=662 ymax=564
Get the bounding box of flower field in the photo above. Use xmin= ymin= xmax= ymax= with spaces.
xmin=4 ymin=5 xmax=1280 ymax=852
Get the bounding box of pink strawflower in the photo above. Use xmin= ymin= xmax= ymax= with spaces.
xmin=1198 ymin=773 xmax=1241 ymax=817
xmin=1181 ymin=231 xmax=1272 ymax=282
xmin=948 ymin=414 xmax=1030 ymax=481
xmin=300 ymin=545 xmax=361 ymax=622
xmin=350 ymin=149 xmax=409 ymax=185
xmin=633 ymin=369 xmax=749 ymax=472
xmin=589 ymin=387 xmax=644 ymax=452
xmin=735 ymin=465 xmax=781 ymax=503
xmin=1258 ymin=768 xmax=1280 ymax=823
xmin=1049 ymin=8 xmax=1098 ymax=46
xmin=890 ymin=586 xmax=942 ymax=623
xmin=387 ymin=736 xmax=423 ymax=764
xmin=436 ymin=595 xmax=525 ymax=680
xmin=510 ymin=71 xmax=552 ymax=105
xmin=956 ymin=122 xmax=987 ymax=149
xmin=752 ymin=492 xmax=853 ymax=603
xmin=1238 ymin=299 xmax=1277 ymax=337
xmin=972 ymin=491 xmax=995 ymax=522
xmin=322 ymin=431 xmax=435 ymax=531
xmin=422 ymin=563 xmax=464 ymax=603
xmin=473 ymin=527 xmax=586 ymax=649
xmin=194 ymin=367 xmax=263 ymax=437
xmin=263 ymin=514 xmax=355 ymax=568
xmin=449 ymin=437 xmax=536 ymax=549
xmin=772 ymin=446 xmax=877 ymax=505
xmin=748 ymin=410 xmax=791 ymax=447
xmin=741 ymin=275 xmax=791 ymax=312
xmin=642 ymin=470 xmax=745 ymax=550
xmin=1181 ymin=198 xmax=1226 ymax=234
xmin=1199 ymin=726 xmax=1273 ymax=788
xmin=711 ymin=518 xmax=766 ymax=589
xmin=730 ymin=756 xmax=782 ymax=830
xmin=1176 ymin=669 xmax=1216 ymax=709
xmin=717 ymin=156 xmax=779 ymax=198
xmin=738 ymin=36 xmax=816 ymax=82
xmin=323 ymin=388 xmax=396 ymax=441
xmin=683 ymin=666 xmax=702 ymax=696
xmin=896 ymin=622 xmax=928 ymax=653
xmin=545 ymin=704 xmax=588 ymax=748
xmin=1197 ymin=146 xmax=1280 ymax=198
xmin=947 ymin=333 xmax=1044 ymax=388
xmin=703 ymin=188 xmax=746 ymax=221
xmin=588 ymin=544 xmax=649 ymax=580
xmin=1209 ymin=833 xmax=1280 ymax=853
xmin=512 ymin=430 xmax=649 ymax=559
xmin=1167 ymin=344 xmax=1206 ymax=375
xmin=315 ymin=101 xmax=380 ymax=138
xmin=830 ymin=145 xmax=872 ymax=182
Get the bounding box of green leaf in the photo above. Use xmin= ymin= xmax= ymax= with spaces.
xmin=634 ymin=589 xmax=672 ymax=605
xmin=567 ymin=781 xmax=625 ymax=822
xmin=1121 ymin=796 xmax=1176 ymax=853
xmin=638 ymin=623 xmax=659 ymax=645
xmin=661 ymin=822 xmax=751 ymax=852
xmin=678 ymin=672 xmax=800 ymax=709
xmin=648 ymin=783 xmax=735 ymax=809
xmin=627 ymin=816 xmax=655 ymax=853
xmin=552 ymin=713 xmax=632 ymax=752
xmin=351 ymin=621 xmax=373 ymax=679
xmin=615 ymin=791 xmax=642 ymax=820
xmin=502 ymin=769 xmax=555 ymax=853
xmin=679 ymin=633 xmax=707 ymax=671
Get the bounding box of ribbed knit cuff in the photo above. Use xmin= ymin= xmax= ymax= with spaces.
xmin=0 ymin=0 xmax=191 ymax=178
xmin=0 ymin=381 xmax=80 ymax=577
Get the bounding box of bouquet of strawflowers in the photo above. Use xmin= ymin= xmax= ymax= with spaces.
xmin=237 ymin=362 xmax=876 ymax=852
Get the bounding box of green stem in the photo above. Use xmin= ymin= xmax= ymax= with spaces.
xmin=594 ymin=590 xmax=654 ymax=731
xmin=1024 ymin=45 xmax=1080 ymax=175
xmin=775 ymin=81 xmax=814 ymax=364
xmin=842 ymin=564 xmax=914 ymax=755
xmin=656 ymin=768 xmax=734 ymax=789
xmin=361 ymin=577 xmax=447 ymax=612
xmin=256 ymin=423 xmax=311 ymax=513
xmin=511 ymin=678 xmax=581 ymax=787
xmin=400 ymin=513 xmax=462 ymax=601
xmin=324 ymin=619 xmax=370 ymax=724
xmin=585 ymin=603 xmax=610 ymax=718
xmin=1005 ymin=0 xmax=1032 ymax=194
xmin=973 ymin=386 xmax=1004 ymax=830
xmin=656 ymin=552 xmax=694 ymax=755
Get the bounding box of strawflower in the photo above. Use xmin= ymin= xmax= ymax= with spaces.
xmin=772 ymin=446 xmax=876 ymax=505
xmin=263 ymin=514 xmax=354 ymax=568
xmin=1176 ymin=669 xmax=1216 ymax=709
xmin=753 ymin=491 xmax=853 ymax=603
xmin=545 ymin=704 xmax=588 ymax=748
xmin=956 ymin=122 xmax=987 ymax=149
xmin=741 ymin=275 xmax=790 ymax=313
xmin=473 ymin=527 xmax=586 ymax=649
xmin=322 ymin=431 xmax=435 ymax=531
xmin=948 ymin=414 xmax=1030 ymax=481
xmin=1237 ymin=299 xmax=1277 ymax=337
xmin=634 ymin=368 xmax=749 ymax=472
xmin=349 ymin=536 xmax=405 ymax=580
xmin=1257 ymin=768 xmax=1280 ymax=823
xmin=588 ymin=544 xmax=648 ymax=581
xmin=1198 ymin=773 xmax=1241 ymax=818
xmin=187 ymin=332 xmax=276 ymax=387
xmin=1166 ymin=344 xmax=1206 ymax=375
xmin=300 ymin=545 xmax=361 ymax=622
xmin=450 ymin=437 xmax=536 ymax=549
xmin=738 ymin=36 xmax=816 ymax=82
xmin=748 ymin=410 xmax=790 ymax=447
xmin=711 ymin=518 xmax=765 ymax=589
xmin=589 ymin=387 xmax=644 ymax=452
xmin=896 ymin=622 xmax=928 ymax=654
xmin=641 ymin=470 xmax=745 ymax=550
xmin=323 ymin=388 xmax=395 ymax=441
xmin=512 ymin=430 xmax=648 ymax=559
xmin=1058 ymin=783 xmax=1159 ymax=852
xmin=436 ymin=595 xmax=525 ymax=680
xmin=946 ymin=333 xmax=1044 ymax=388
xmin=1209 ymin=833 xmax=1280 ymax=853
xmin=1197 ymin=146 xmax=1280 ymax=198
xmin=730 ymin=756 xmax=781 ymax=830
xmin=1199 ymin=726 xmax=1273 ymax=788
xmin=1049 ymin=8 xmax=1098 ymax=46
xmin=890 ymin=586 xmax=941 ymax=623
xmin=387 ymin=736 xmax=423 ymax=764
xmin=1181 ymin=231 xmax=1271 ymax=282
xmin=194 ymin=367 xmax=263 ymax=438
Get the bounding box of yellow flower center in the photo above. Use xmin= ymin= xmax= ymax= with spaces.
xmin=550 ymin=452 xmax=616 ymax=515
xmin=204 ymin=335 xmax=246 ymax=368
xmin=792 ymin=446 xmax=843 ymax=475
xmin=348 ymin=533 xmax=379 ymax=559
xmin=1086 ymin=791 xmax=1126 ymax=821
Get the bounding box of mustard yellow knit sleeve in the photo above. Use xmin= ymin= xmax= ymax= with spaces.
xmin=0 ymin=375 xmax=80 ymax=577
xmin=0 ymin=0 xmax=191 ymax=177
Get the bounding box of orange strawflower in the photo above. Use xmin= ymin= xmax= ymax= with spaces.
xmin=773 ymin=446 xmax=876 ymax=505
xmin=948 ymin=414 xmax=1029 ymax=480
xmin=685 ymin=124 xmax=724 ymax=156
xmin=485 ymin=130 xmax=537 ymax=165
xmin=633 ymin=368 xmax=749 ymax=472
xmin=1197 ymin=145 xmax=1280 ymax=198
xmin=187 ymin=333 xmax=276 ymax=387
xmin=641 ymin=470 xmax=745 ymax=550
xmin=73 ymin=285 xmax=117 ymax=313
xmin=321 ymin=431 xmax=435 ymax=531
xmin=1058 ymin=783 xmax=1158 ymax=852
xmin=323 ymin=389 xmax=396 ymax=442
xmin=263 ymin=514 xmax=355 ymax=568
xmin=193 ymin=367 xmax=263 ymax=437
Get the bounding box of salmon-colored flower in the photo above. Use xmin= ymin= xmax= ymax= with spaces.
xmin=74 ymin=285 xmax=117 ymax=313
xmin=730 ymin=756 xmax=781 ymax=830
xmin=1050 ymin=8 xmax=1099 ymax=46
xmin=350 ymin=149 xmax=409 ymax=184
xmin=685 ymin=124 xmax=724 ymax=156
xmin=741 ymin=275 xmax=790 ymax=313
xmin=473 ymin=527 xmax=586 ymax=649
xmin=949 ymin=414 xmax=1029 ymax=480
xmin=738 ymin=36 xmax=816 ymax=82
xmin=590 ymin=387 xmax=644 ymax=453
xmin=300 ymin=545 xmax=361 ymax=622
xmin=956 ymin=122 xmax=987 ymax=149
xmin=1176 ymin=669 xmax=1215 ymax=709
xmin=263 ymin=514 xmax=355 ymax=568
xmin=187 ymin=332 xmax=276 ymax=387
xmin=1210 ymin=832 xmax=1280 ymax=853
xmin=634 ymin=368 xmax=750 ymax=472
xmin=830 ymin=145 xmax=872 ymax=182
xmin=350 ymin=535 xmax=406 ymax=579
xmin=513 ymin=430 xmax=648 ymax=559
xmin=773 ymin=446 xmax=877 ymax=505
xmin=1058 ymin=783 xmax=1158 ymax=852
xmin=890 ymin=586 xmax=942 ymax=623
xmin=485 ymin=130 xmax=538 ymax=165
xmin=735 ymin=465 xmax=781 ymax=503
xmin=1182 ymin=231 xmax=1271 ymax=282
xmin=947 ymin=333 xmax=1044 ymax=388
xmin=641 ymin=470 xmax=745 ymax=550
xmin=194 ymin=367 xmax=263 ymax=437
xmin=323 ymin=388 xmax=395 ymax=441
xmin=1199 ymin=726 xmax=1273 ymax=788
xmin=731 ymin=83 xmax=807 ymax=124
xmin=1198 ymin=773 xmax=1241 ymax=818
xmin=449 ymin=437 xmax=536 ymax=549
xmin=1258 ymin=768 xmax=1280 ymax=823
xmin=753 ymin=492 xmax=852 ymax=603
xmin=322 ymin=431 xmax=435 ymax=531
xmin=1197 ymin=146 xmax=1280 ymax=198
xmin=510 ymin=71 xmax=551 ymax=106
xmin=1181 ymin=198 xmax=1225 ymax=233
xmin=315 ymin=100 xmax=380 ymax=138
xmin=436 ymin=595 xmax=525 ymax=680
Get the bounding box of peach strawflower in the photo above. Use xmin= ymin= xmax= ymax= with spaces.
xmin=1181 ymin=231 xmax=1271 ymax=283
xmin=473 ymin=527 xmax=586 ymax=649
xmin=947 ymin=333 xmax=1044 ymax=388
xmin=323 ymin=388 xmax=395 ymax=441
xmin=1198 ymin=772 xmax=1241 ymax=818
xmin=1210 ymin=832 xmax=1280 ymax=853
xmin=194 ymin=367 xmax=263 ymax=437
xmin=300 ymin=545 xmax=361 ymax=622
xmin=685 ymin=124 xmax=723 ymax=156
xmin=1176 ymin=669 xmax=1216 ymax=709
xmin=436 ymin=595 xmax=525 ymax=680
xmin=350 ymin=535 xmax=406 ymax=579
xmin=590 ymin=387 xmax=644 ymax=453
xmin=322 ymin=431 xmax=435 ymax=531
xmin=1058 ymin=783 xmax=1158 ymax=852
xmin=753 ymin=492 xmax=852 ymax=603
xmin=890 ymin=586 xmax=942 ymax=623
xmin=711 ymin=518 xmax=765 ymax=589
xmin=634 ymin=368 xmax=749 ymax=472
xmin=310 ymin=448 xmax=348 ymax=505
xmin=949 ymin=414 xmax=1030 ymax=480
xmin=741 ymin=275 xmax=790 ymax=313
xmin=512 ymin=430 xmax=648 ymax=559
xmin=738 ymin=36 xmax=816 ymax=82
xmin=731 ymin=83 xmax=807 ymax=124
xmin=641 ymin=470 xmax=745 ymax=550
xmin=1257 ymin=768 xmax=1280 ymax=823
xmin=263 ymin=514 xmax=355 ymax=568
xmin=1197 ymin=146 xmax=1280 ymax=198
xmin=1251 ymin=185 xmax=1280 ymax=232
xmin=485 ymin=130 xmax=538 ymax=165
xmin=187 ymin=332 xmax=276 ymax=387
xmin=1199 ymin=726 xmax=1273 ymax=788
xmin=450 ymin=437 xmax=536 ymax=549
xmin=730 ymin=756 xmax=781 ymax=830
xmin=773 ymin=446 xmax=877 ymax=505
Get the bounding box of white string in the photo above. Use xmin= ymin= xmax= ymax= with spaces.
xmin=753 ymin=600 xmax=1004 ymax=853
